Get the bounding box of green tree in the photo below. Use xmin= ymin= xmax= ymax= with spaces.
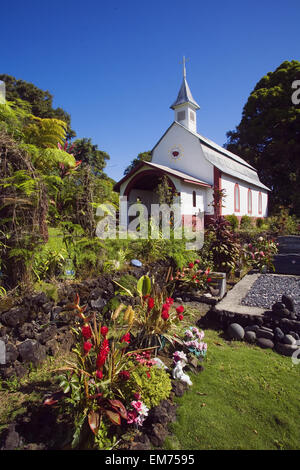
xmin=72 ymin=138 xmax=110 ymax=175
xmin=124 ymin=151 xmax=151 ymax=175
xmin=0 ymin=74 xmax=76 ymax=139
xmin=226 ymin=60 xmax=300 ymax=215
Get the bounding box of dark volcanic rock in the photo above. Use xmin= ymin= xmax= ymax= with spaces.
xmin=256 ymin=338 xmax=274 ymax=349
xmin=1 ymin=307 xmax=28 ymax=327
xmin=147 ymin=423 xmax=168 ymax=447
xmin=18 ymin=322 xmax=36 ymax=341
xmin=17 ymin=339 xmax=46 ymax=366
xmin=5 ymin=342 xmax=19 ymax=364
xmin=256 ymin=329 xmax=274 ymax=341
xmin=275 ymin=342 xmax=299 ymax=356
xmin=282 ymin=294 xmax=295 ymax=313
xmin=245 ymin=331 xmax=256 ymax=343
xmin=227 ymin=323 xmax=245 ymax=340
xmin=172 ymin=380 xmax=188 ymax=397
xmin=274 ymin=327 xmax=284 ymax=341
xmin=283 ymin=334 xmax=296 ymax=345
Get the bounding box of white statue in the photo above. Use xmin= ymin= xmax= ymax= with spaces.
xmin=172 ymin=351 xmax=193 ymax=386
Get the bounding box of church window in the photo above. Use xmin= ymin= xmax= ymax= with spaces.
xmin=190 ymin=111 xmax=195 ymax=121
xmin=248 ymin=189 xmax=252 ymax=214
xmin=258 ymin=192 xmax=262 ymax=214
xmin=193 ymin=190 xmax=196 ymax=207
xmin=177 ymin=110 xmax=186 ymax=121
xmin=234 ymin=183 xmax=240 ymax=212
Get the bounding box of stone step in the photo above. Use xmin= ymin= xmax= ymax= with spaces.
xmin=273 ymin=253 xmax=300 ymax=275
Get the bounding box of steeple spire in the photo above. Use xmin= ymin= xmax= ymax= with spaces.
xmin=170 ymin=58 xmax=200 ymax=133
xmin=183 ymin=56 xmax=187 ymax=79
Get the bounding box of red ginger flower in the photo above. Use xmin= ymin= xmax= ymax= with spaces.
xmin=166 ymin=297 xmax=174 ymax=305
xmin=147 ymin=297 xmax=155 ymax=311
xmin=189 ymin=263 xmax=194 ymax=268
xmin=96 ymin=370 xmax=103 ymax=380
xmin=82 ymin=325 xmax=92 ymax=340
xmin=178 ymin=314 xmax=184 ymax=321
xmin=121 ymin=332 xmax=131 ymax=344
xmin=161 ymin=310 xmax=169 ymax=320
xmin=162 ymin=303 xmax=170 ymax=312
xmin=83 ymin=341 xmax=92 ymax=354
xmin=96 ymin=339 xmax=109 ymax=368
xmin=176 ymin=305 xmax=184 ymax=314
xmin=101 ymin=326 xmax=108 ymax=337
xmin=119 ymin=370 xmax=131 ymax=381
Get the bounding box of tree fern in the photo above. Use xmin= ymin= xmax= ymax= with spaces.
xmin=23 ymin=116 xmax=67 ymax=148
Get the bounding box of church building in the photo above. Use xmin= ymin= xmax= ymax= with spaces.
xmin=114 ymin=60 xmax=270 ymax=228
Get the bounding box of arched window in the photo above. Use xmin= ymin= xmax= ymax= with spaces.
xmin=248 ymin=189 xmax=252 ymax=214
xmin=258 ymin=192 xmax=262 ymax=214
xmin=234 ymin=183 xmax=240 ymax=212
xmin=192 ymin=190 xmax=196 ymax=207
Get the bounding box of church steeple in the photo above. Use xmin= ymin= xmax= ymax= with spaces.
xmin=170 ymin=57 xmax=199 ymax=133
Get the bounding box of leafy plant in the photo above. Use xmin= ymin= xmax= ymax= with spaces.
xmin=207 ymin=217 xmax=240 ymax=274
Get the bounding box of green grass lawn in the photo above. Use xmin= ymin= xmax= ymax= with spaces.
xmin=166 ymin=327 xmax=300 ymax=450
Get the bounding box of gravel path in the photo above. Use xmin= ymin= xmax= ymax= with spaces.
xmin=241 ymin=274 xmax=300 ymax=313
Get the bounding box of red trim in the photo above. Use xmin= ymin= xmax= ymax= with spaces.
xmin=247 ymin=188 xmax=252 ymax=214
xmin=258 ymin=191 xmax=262 ymax=214
xmin=234 ymin=183 xmax=240 ymax=212
xmin=114 ymin=160 xmax=212 ymax=193
xmin=123 ymin=169 xmax=177 ymax=197
xmin=213 ymin=166 xmax=222 ymax=217
xmin=183 ymin=178 xmax=211 ymax=188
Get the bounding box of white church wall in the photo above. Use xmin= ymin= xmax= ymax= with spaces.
xmin=152 ymin=123 xmax=214 ymax=185
xmin=221 ymin=174 xmax=268 ymax=218
xmin=180 ymin=182 xmax=205 ymax=215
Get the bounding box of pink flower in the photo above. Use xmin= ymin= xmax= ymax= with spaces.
xmin=127 ymin=410 xmax=138 ymax=424
xmin=194 ymin=259 xmax=200 ymax=264
xmin=259 ymin=251 xmax=265 ymax=256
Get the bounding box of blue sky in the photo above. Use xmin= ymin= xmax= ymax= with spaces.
xmin=1 ymin=0 xmax=299 ymax=181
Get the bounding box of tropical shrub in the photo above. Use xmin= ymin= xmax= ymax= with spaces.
xmin=170 ymin=260 xmax=212 ymax=292
xmin=240 ymin=215 xmax=253 ymax=229
xmin=242 ymin=236 xmax=278 ymax=272
xmin=207 ymin=217 xmax=240 ymax=274
xmin=121 ymin=354 xmax=172 ymax=409
xmin=225 ymin=214 xmax=239 ymax=231
xmin=46 ymin=295 xmax=140 ymax=449
xmin=115 ymin=275 xmax=185 ymax=349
